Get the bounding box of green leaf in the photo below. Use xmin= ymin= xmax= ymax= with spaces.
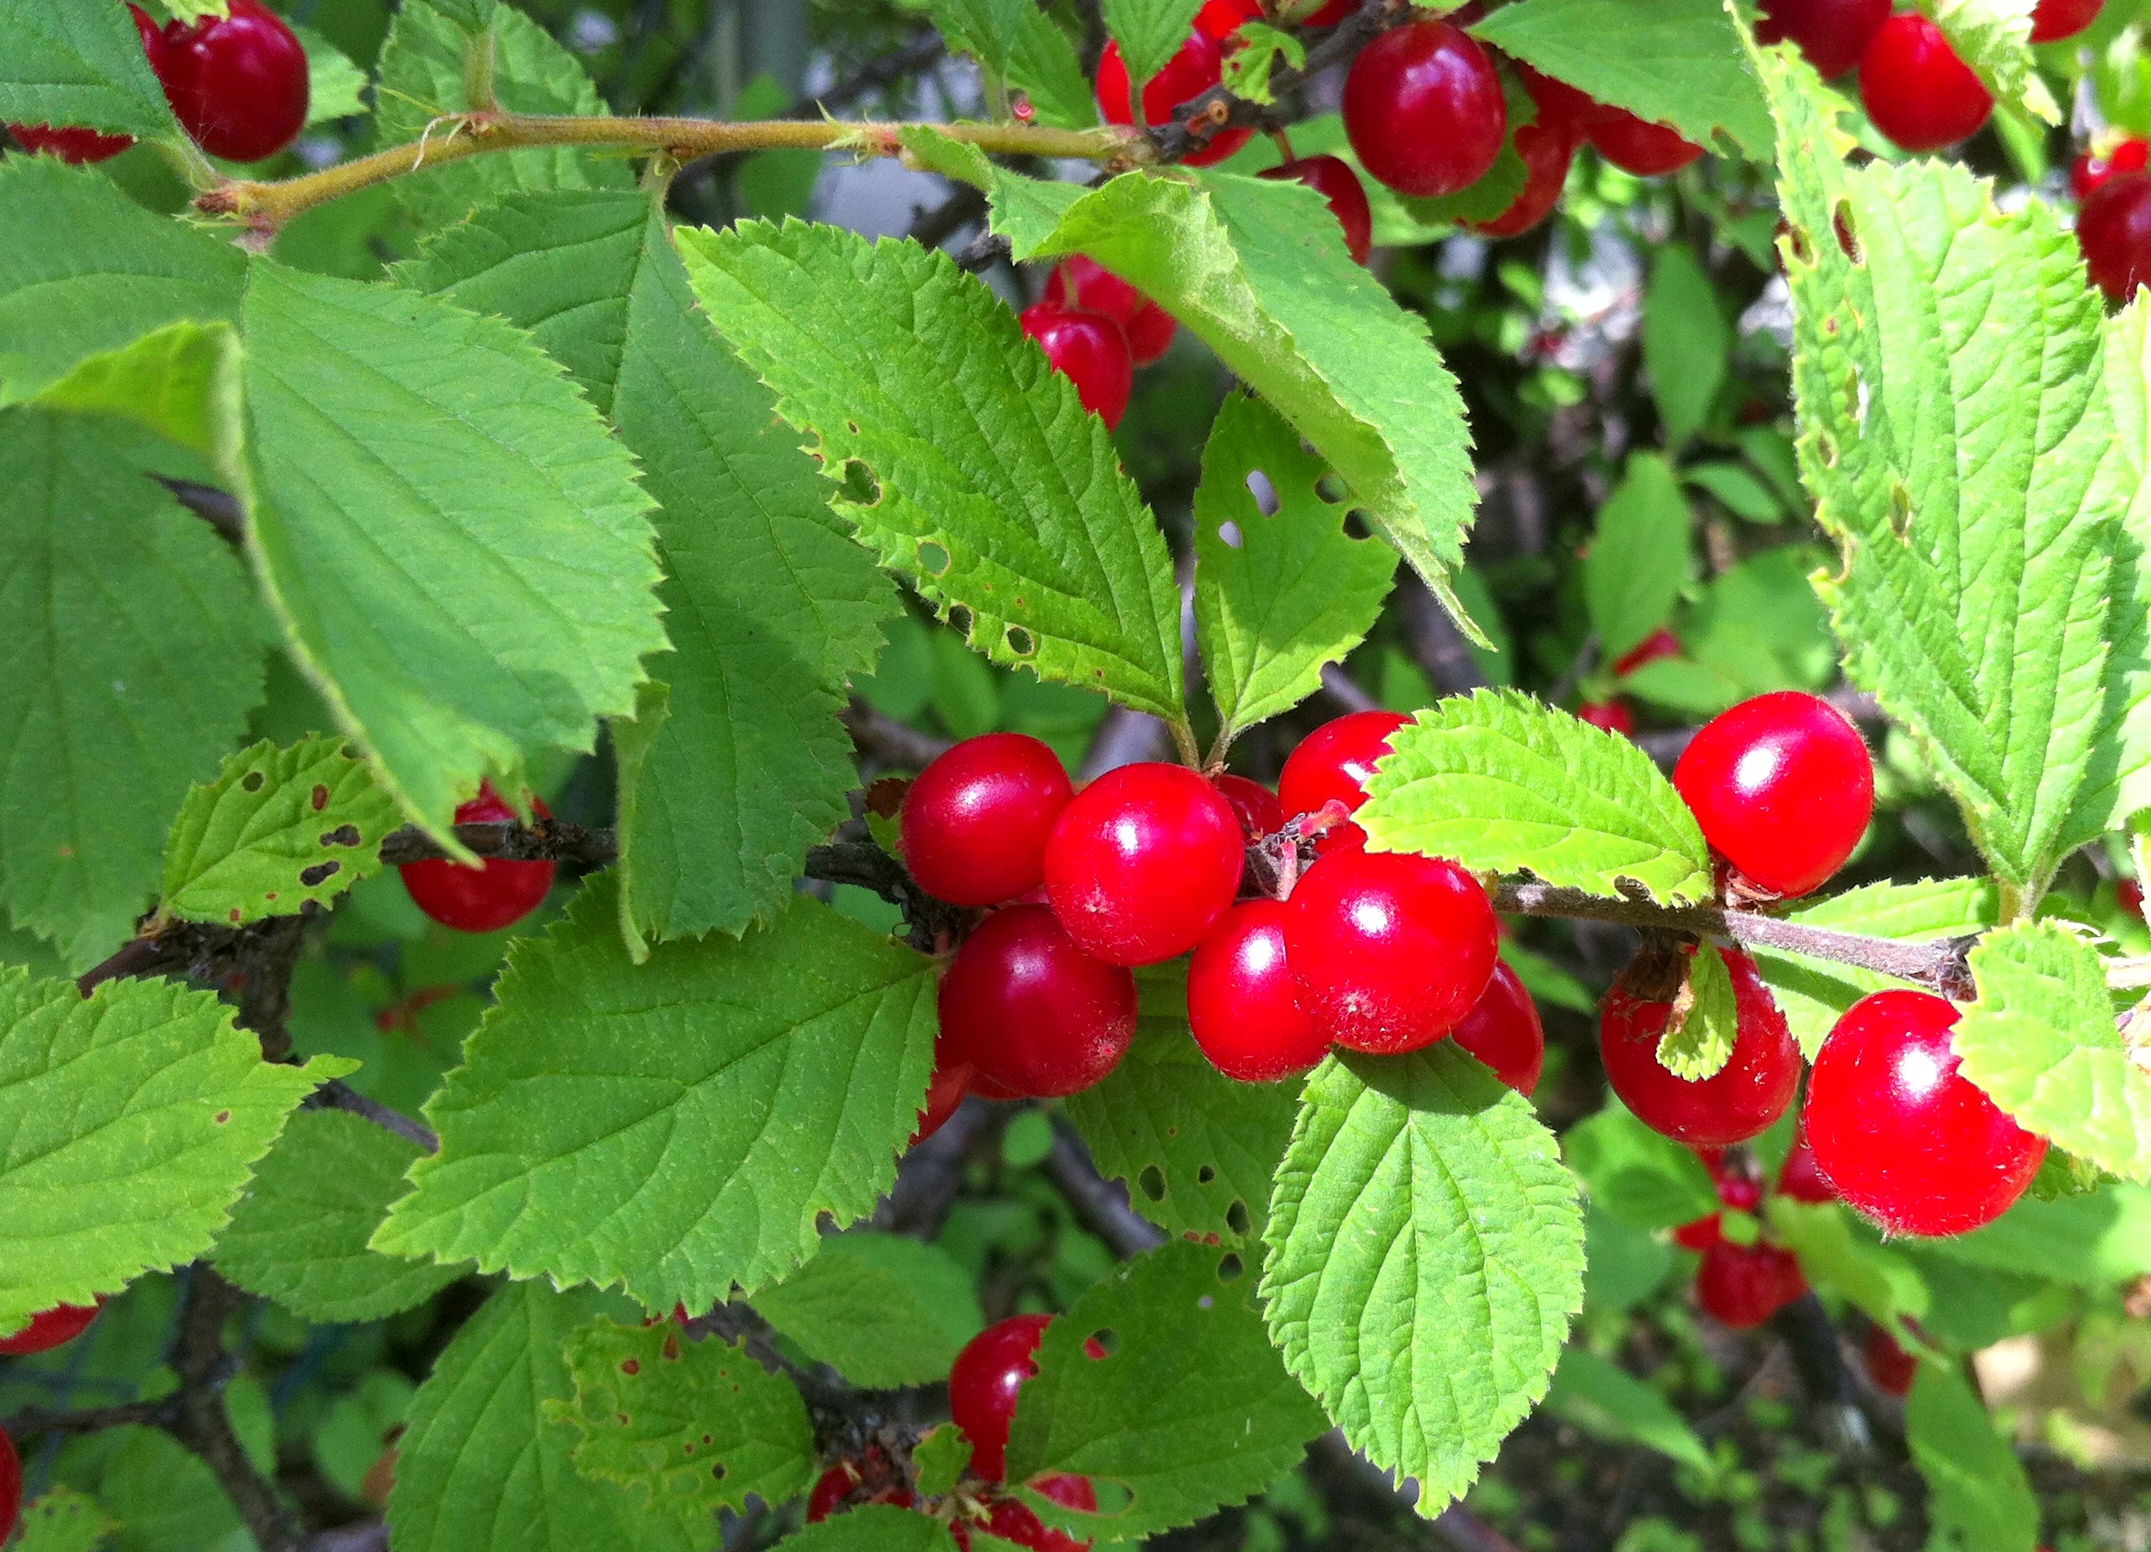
xmin=1005 ymin=1240 xmax=1326 ymax=1540
xmin=387 ymin=1281 xmax=704 ymax=1552
xmin=1761 ymin=46 xmax=2126 ymax=902
xmin=926 ymin=0 xmax=1095 ymax=128
xmin=1393 ymin=74 xmax=1538 ymax=230
xmin=774 ymin=1507 xmax=961 ymax=1552
xmin=1767 ymin=1199 xmax=1931 ymax=1328
xmin=1657 ymin=943 xmax=1739 ymax=1082
xmin=1262 ymin=1046 xmax=1585 ymax=1514
xmin=750 ymin=1233 xmax=985 ymax=1389
xmin=1905 ymin=1363 xmax=2039 ymax=1552
xmin=0 ymin=0 xmax=178 ymax=141
xmin=1194 ymin=391 xmax=1397 ymax=747
xmin=1583 ymin=454 xmax=1691 ymax=663
xmin=295 ymin=23 xmax=369 ymax=125
xmin=54 ymin=1427 xmax=246 ymax=1552
xmin=678 ymin=218 xmax=1186 ymax=729
xmin=1103 ymin=0 xmax=1205 ymax=94
xmin=1469 ymin=0 xmax=1772 ymax=159
xmin=551 ymin=1318 xmax=815 ymax=1522
xmin=212 ymin=1108 xmax=472 ymax=1323
xmin=10 ymin=1487 xmax=116 ymax=1552
xmin=0 ymin=971 xmax=344 ymax=1331
xmin=1680 ymin=546 xmax=1839 ymax=700
xmin=1918 ymin=1182 xmax=2151 ymax=1285
xmin=374 ymin=878 xmax=939 ymax=1312
xmin=912 ymin=1426 xmax=973 ymax=1498
xmin=1643 ymin=248 xmax=1728 ymax=447
xmin=1544 ymin=1348 xmax=1710 ymax=1471
xmin=1219 ymin=23 xmax=1305 ymax=106
xmin=1685 ymin=461 xmax=1784 ymax=524
xmin=1359 ymin=689 xmax=1715 ymax=905
xmin=400 ymin=192 xmax=896 ymax=943
xmin=1062 ymin=960 xmax=1301 ymax=1247
xmin=1913 ymin=0 xmax=2060 ymax=126
xmin=1563 ymin=1100 xmax=1719 ymax=1231
xmin=161 ymin=736 xmax=401 ymax=926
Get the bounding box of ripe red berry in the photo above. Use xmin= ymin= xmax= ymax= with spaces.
xmin=1754 ymin=0 xmax=1890 ymax=79
xmin=2074 ymin=138 xmax=2150 ymax=200
xmin=1775 ymin=1124 xmax=1837 ymax=1204
xmin=1694 ymin=1239 xmax=1807 ymax=1328
xmin=1019 ymin=304 xmax=1135 ymax=429
xmin=1599 ymin=948 xmax=1800 ymax=1147
xmin=2078 ymin=170 xmax=2151 ymax=302
xmin=1673 ymin=691 xmax=1873 ymax=899
xmin=949 ymin=1313 xmax=1053 ymax=1481
xmin=1259 ymin=154 xmax=1375 ymax=264
xmin=1342 ymin=20 xmax=1507 ymax=198
xmin=973 ymin=1478 xmax=1098 ymax=1552
xmin=1466 ymin=117 xmax=1576 ymax=239
xmin=0 ymin=1425 xmax=18 ymax=1548
xmin=902 ymin=734 xmax=1074 ymax=908
xmin=1195 ymin=0 xmax=1263 ymax=41
xmin=2120 ymin=876 xmax=2146 ymax=918
xmin=937 ymin=906 xmax=1137 ymax=1098
xmin=0 ymin=1298 xmax=104 ymax=1356
xmin=1300 ymin=0 xmax=1357 ymax=24
xmin=1510 ymin=63 xmax=1605 ymax=132
xmin=1044 ymin=256 xmax=1176 ymax=365
xmin=1585 ymin=108 xmax=1704 ymax=176
xmin=1805 ymin=989 xmax=2047 ymax=1237
xmin=1858 ymin=14 xmax=1992 ymax=153
xmin=8 ymin=123 xmax=135 ymax=162
xmin=398 ymin=785 xmax=556 ymax=934
xmin=912 ymin=1049 xmax=972 ymax=1145
xmin=1188 ymin=900 xmax=1332 ymax=1083
xmin=1214 ymin=774 xmax=1285 ymax=841
xmin=1448 ymin=961 xmax=1545 ymax=1095
xmin=1673 ymin=1215 xmax=1722 ymax=1251
xmin=1612 ymin=626 xmax=1682 ymax=677
xmin=2030 ymin=0 xmax=2102 ymax=42
xmin=1283 ymin=848 xmax=1498 ymax=1054
xmin=805 ymin=1446 xmax=914 ymax=1524
xmin=154 ymin=0 xmax=310 ymax=163
xmin=1096 ymin=27 xmax=1254 ymax=167
xmin=1575 ymin=700 xmax=1636 ymax=736
xmin=805 ymin=1465 xmax=851 ymax=1523
xmin=1278 ymin=710 xmax=1411 ymax=853
xmin=1863 ymin=1323 xmax=1918 ymax=1396
xmin=1044 ymin=763 xmax=1244 ymax=965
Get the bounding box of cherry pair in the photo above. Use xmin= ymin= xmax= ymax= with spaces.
xmin=396 ymin=783 xmax=558 ymax=934
xmin=1020 ymin=255 xmax=1179 ymax=429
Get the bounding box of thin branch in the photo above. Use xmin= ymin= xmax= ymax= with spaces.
xmin=1144 ymin=0 xmax=1404 ymax=164
xmin=1042 ymin=1116 xmax=1166 ymax=1259
xmin=169 ymin=1267 xmax=302 ymax=1552
xmin=3 ymin=1398 xmax=171 ymax=1438
xmin=160 ymin=478 xmax=245 ymax=547
xmin=303 ymin=1079 xmax=439 ymax=1154
xmin=842 ymin=697 xmax=952 ymax=772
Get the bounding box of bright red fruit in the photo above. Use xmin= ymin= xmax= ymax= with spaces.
xmin=1511 ymin=63 xmax=1605 ymax=132
xmin=972 ymin=1475 xmax=1098 ymax=1552
xmin=1805 ymin=990 xmax=2047 ymax=1237
xmin=1260 ymin=154 xmax=1374 ymax=264
xmin=1215 ymin=773 xmax=1285 ymax=841
xmin=2120 ymin=876 xmax=2146 ymax=918
xmin=1188 ymin=900 xmax=1332 ymax=1083
xmin=2031 ymin=0 xmax=2102 ymax=42
xmin=1672 ymin=690 xmax=1874 ymax=899
xmin=1195 ymin=0 xmax=1262 ymax=40
xmin=1043 ymin=762 xmax=1244 ymax=965
xmin=2074 ymin=138 xmax=2150 ymax=199
xmin=1599 ymin=948 xmax=1800 ymax=1147
xmin=1776 ymin=1124 xmax=1837 ymax=1204
xmin=950 ymin=1314 xmax=1052 ymax=1481
xmin=155 ymin=0 xmax=310 ymax=163
xmin=1020 ymin=305 xmax=1135 ymax=429
xmin=1673 ymin=1216 xmax=1722 ymax=1251
xmin=1342 ymin=20 xmax=1506 ymax=198
xmin=1754 ymin=0 xmax=1890 ymax=79
xmin=1863 ymin=1324 xmax=1918 ymax=1396
xmin=805 ymin=1446 xmax=915 ymax=1523
xmin=1694 ymin=1239 xmax=1807 ymax=1328
xmin=1858 ymin=14 xmax=1993 ymax=153
xmin=1612 ymin=626 xmax=1682 ymax=677
xmin=912 ymin=1050 xmax=972 ymax=1144
xmin=1283 ymin=848 xmax=1498 ymax=1053
xmin=937 ymin=906 xmax=1137 ymax=1098
xmin=0 ymin=1425 xmax=17 ymax=1548
xmin=1045 ymin=256 xmax=1176 ymax=364
xmin=902 ymin=733 xmax=1074 ymax=907
xmin=398 ymin=785 xmax=556 ymax=933
xmin=1576 ymin=700 xmax=1636 ymax=736
xmin=1449 ymin=961 xmax=1545 ymax=1095
xmin=0 ymin=1298 xmax=104 ymax=1356
xmin=1096 ymin=27 xmax=1254 ymax=167
xmin=8 ymin=123 xmax=134 ymax=162
xmin=1301 ymin=0 xmax=1357 ymax=23
xmin=1277 ymin=710 xmax=1410 ymax=853
xmin=1586 ymin=108 xmax=1704 ymax=176
xmin=1466 ymin=117 xmax=1576 ymax=239
xmin=2078 ymin=171 xmax=2151 ymax=301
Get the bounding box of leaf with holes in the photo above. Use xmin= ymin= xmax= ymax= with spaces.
xmin=749 ymin=1233 xmax=985 ymax=1389
xmin=8 ymin=1487 xmax=114 ymax=1552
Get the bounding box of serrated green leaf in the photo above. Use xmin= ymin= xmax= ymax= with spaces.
xmin=387 ymin=1281 xmax=705 ymax=1552
xmin=1584 ymin=455 xmax=1692 ymax=665
xmin=551 ymin=1318 xmax=815 ymax=1522
xmin=1262 ymin=1045 xmax=1585 ymax=1514
xmin=1563 ymin=1100 xmax=1718 ymax=1231
xmin=1906 ymin=1363 xmax=2039 ymax=1552
xmin=927 ymin=0 xmax=1095 ymax=127
xmin=212 ymin=1108 xmax=472 ymax=1323
xmin=774 ymin=1506 xmax=961 ymax=1552
xmin=1103 ymin=0 xmax=1205 ymax=94
xmin=161 ymin=736 xmax=401 ymax=926
xmin=1062 ymin=960 xmax=1300 ymax=1247
xmin=1544 ymin=1348 xmax=1710 ymax=1471
xmin=912 ymin=1426 xmax=973 ymax=1498
xmin=1194 ymin=391 xmax=1396 ymax=747
xmin=1913 ymin=0 xmax=2060 ymax=126
xmin=1006 ymin=1240 xmax=1325 ymax=1541
xmin=0 ymin=971 xmax=344 ymax=1332
xmin=1657 ymin=942 xmax=1739 ymax=1081
xmin=53 ymin=1427 xmax=246 ymax=1552
xmin=1643 ymin=248 xmax=1728 ymax=447
xmin=678 ymin=218 xmax=1185 ymax=729
xmin=1219 ymin=23 xmax=1304 ymax=106
xmin=1469 ymin=0 xmax=1771 ymax=158
xmin=750 ymin=1233 xmax=984 ymax=1389
xmin=1359 ymin=690 xmax=1715 ymax=905
xmin=295 ymin=23 xmax=369 ymax=125
xmin=0 ymin=0 xmax=178 ymax=141
xmin=374 ymin=877 xmax=939 ymax=1312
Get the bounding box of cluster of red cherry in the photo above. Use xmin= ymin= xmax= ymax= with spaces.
xmin=806 ymin=1313 xmax=1100 ymax=1549
xmin=0 ymin=1298 xmax=110 ymax=1542
xmin=8 ymin=0 xmax=308 ymax=166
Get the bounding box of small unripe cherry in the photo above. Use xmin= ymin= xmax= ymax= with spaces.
xmin=1044 ymin=256 xmax=1176 ymax=364
xmin=901 ymin=733 xmax=1074 ymax=907
xmin=156 ymin=0 xmax=311 ymax=163
xmin=1754 ymin=0 xmax=1890 ymax=79
xmin=398 ymin=785 xmax=557 ymax=934
xmin=1863 ymin=1323 xmax=1918 ymax=1396
xmin=937 ymin=906 xmax=1137 ymax=1098
xmin=1096 ymin=26 xmax=1254 ymax=167
xmin=1214 ymin=774 xmax=1285 ymax=841
xmin=1598 ymin=947 xmax=1800 ymax=1147
xmin=0 ymin=1425 xmax=18 ymax=1548
xmin=949 ymin=1313 xmax=1052 ymax=1481
xmin=2030 ymin=0 xmax=2103 ymax=43
xmin=1019 ymin=304 xmax=1135 ymax=429
xmin=1466 ymin=117 xmax=1576 ymax=239
xmin=1672 ymin=690 xmax=1873 ymax=900
xmin=1044 ymin=762 xmax=1244 ymax=965
xmin=1585 ymin=108 xmax=1704 ymax=176
xmin=1576 ymin=700 xmax=1636 ymax=737
xmin=1448 ymin=961 xmax=1545 ymax=1095
xmin=1283 ymin=848 xmax=1499 ymax=1054
xmin=1694 ymin=1239 xmax=1807 ymax=1328
xmin=1260 ymin=154 xmax=1375 ymax=264
xmin=2078 ymin=170 xmax=2151 ymax=302
xmin=1858 ymin=14 xmax=1992 ymax=153
xmin=0 ymin=1298 xmax=105 ymax=1356
xmin=1278 ymin=710 xmax=1411 ymax=853
xmin=1342 ymin=20 xmax=1507 ymax=198
xmin=2074 ymin=138 xmax=2150 ymax=200
xmin=1188 ymin=900 xmax=1332 ymax=1083
xmin=1804 ymin=989 xmax=2047 ymax=1237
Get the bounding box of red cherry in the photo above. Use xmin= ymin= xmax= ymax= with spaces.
xmin=1612 ymin=626 xmax=1682 ymax=677
xmin=1575 ymin=700 xmax=1636 ymax=736
xmin=1863 ymin=1323 xmax=1918 ymax=1396
xmin=977 ymin=1478 xmax=1097 ymax=1552
xmin=2073 ymin=138 xmax=2150 ymax=199
xmin=1775 ymin=1123 xmax=1837 ymax=1204
xmin=1259 ymin=155 xmax=1374 ymax=264
xmin=1301 ymin=0 xmax=1357 ymax=23
xmin=8 ymin=123 xmax=135 ymax=162
xmin=949 ymin=1314 xmax=1053 ymax=1481
xmin=1694 ymin=1239 xmax=1807 ymax=1328
xmin=1283 ymin=848 xmax=1498 ymax=1054
xmin=2119 ymin=876 xmax=2146 ymax=918
xmin=1188 ymin=900 xmax=1332 ymax=1083
xmin=2031 ymin=0 xmax=2102 ymax=42
xmin=1754 ymin=0 xmax=1890 ymax=79
xmin=1019 ymin=305 xmax=1135 ymax=429
xmin=1277 ymin=710 xmax=1411 ymax=853
xmin=902 ymin=733 xmax=1074 ymax=908
xmin=0 ymin=1426 xmax=18 ymax=1548
xmin=911 ymin=1050 xmax=972 ymax=1145
xmin=1586 ymin=108 xmax=1704 ymax=176
xmin=937 ymin=906 xmax=1137 ymax=1099
xmin=398 ymin=784 xmax=557 ymax=933
xmin=1095 ymin=28 xmax=1255 ymax=167
xmin=155 ymin=0 xmax=310 ymax=163
xmin=2078 ymin=171 xmax=2151 ymax=302
xmin=1043 ymin=763 xmax=1244 ymax=966
xmin=1044 ymin=256 xmax=1176 ymax=365
xmin=1672 ymin=691 xmax=1874 ymax=899
xmin=1673 ymin=1215 xmax=1721 ymax=1251
xmin=0 ymin=1298 xmax=104 ymax=1356
xmin=1466 ymin=117 xmax=1576 ymax=239
xmin=1805 ymin=989 xmax=2047 ymax=1237
xmin=1195 ymin=0 xmax=1263 ymax=41
xmin=805 ymin=1464 xmax=852 ymax=1523
xmin=1510 ymin=63 xmax=1606 ymax=131
xmin=1858 ymin=14 xmax=1992 ymax=153
xmin=805 ymin=1447 xmax=915 ymax=1523
xmin=1716 ymin=1172 xmax=1763 ymax=1214
xmin=1214 ymin=773 xmax=1285 ymax=841
xmin=1342 ymin=20 xmax=1507 ymax=198
xmin=1599 ymin=947 xmax=1800 ymax=1147
xmin=1448 ymin=961 xmax=1545 ymax=1095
